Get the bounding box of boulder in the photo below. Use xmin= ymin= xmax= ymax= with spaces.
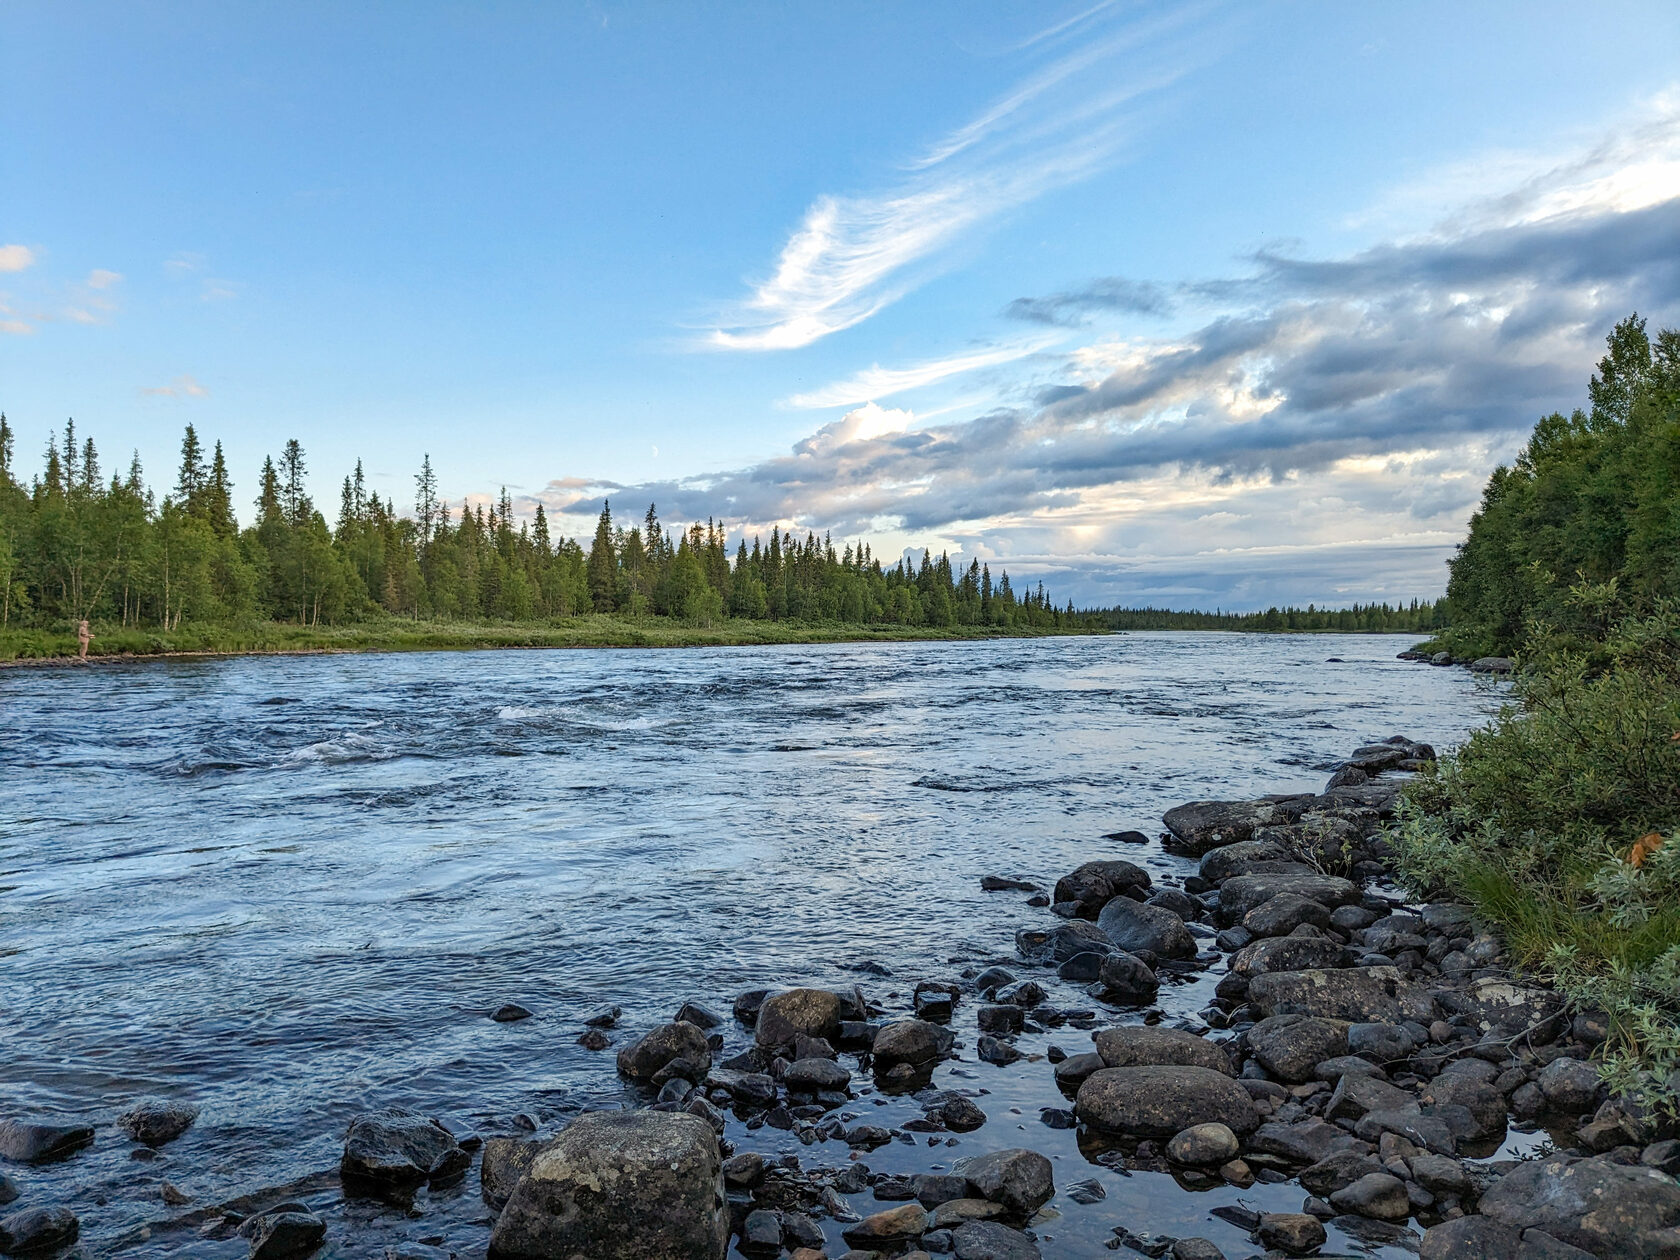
xmin=1329 ymin=1172 xmax=1410 ymax=1220
xmin=754 ymin=989 xmax=843 ymax=1049
xmin=341 ymin=1109 xmax=468 ymax=1185
xmin=1218 ymin=874 xmax=1360 ymax=924
xmin=488 ymin=1111 xmax=728 ymax=1260
xmin=1325 ymin=1073 xmax=1417 ymax=1122
xmin=956 ymin=1148 xmax=1055 ymax=1215
xmin=1076 ymin=1066 xmax=1259 ymax=1136
xmin=1419 ymin=1073 xmax=1506 ymax=1143
xmin=1479 ymin=1155 xmax=1680 ymax=1255
xmin=618 ymin=1022 xmax=712 ymax=1083
xmin=1538 ymin=1057 xmax=1603 ymax=1112
xmin=841 ymin=1203 xmax=927 ymax=1247
xmin=872 ymin=1019 xmax=952 ymax=1069
xmin=0 ymin=1120 xmax=93 ymax=1164
xmin=481 ymin=1136 xmax=554 ymax=1209
xmin=1054 ymin=860 xmax=1150 ymax=918
xmin=0 ymin=1207 xmax=79 ymax=1255
xmin=1093 ymin=1027 xmax=1232 ymax=1075
xmin=1468 ymin=657 xmax=1514 ymax=674
xmin=1249 ymin=1117 xmax=1363 ymax=1164
xmin=1098 ymin=897 xmax=1197 ymax=959
xmin=1228 ymin=935 xmax=1345 ymax=978
xmin=1163 ymin=800 xmax=1280 ymax=857
xmin=1246 ymin=1015 xmax=1349 ymax=1084
xmin=950 ymin=1221 xmax=1043 ymax=1260
xmin=1016 ymin=920 xmax=1111 ymax=964
xmin=1298 ymin=1151 xmax=1383 ymax=1197
xmin=783 ymin=1058 xmax=850 ymax=1092
xmin=1346 ymin=1022 xmax=1418 ymax=1063
xmin=116 ymin=1100 xmax=199 ymax=1148
xmin=1418 ymin=1216 xmax=1521 ymax=1259
xmin=1167 ymin=1123 xmax=1240 ymax=1166
xmin=1254 ymin=1213 xmax=1326 ymax=1256
xmin=1053 ymin=1052 xmax=1105 ymax=1089
xmin=1097 ymin=951 xmax=1159 ymax=1004
xmin=1199 ymin=840 xmax=1307 ymax=884
xmin=248 ymin=1209 xmax=327 ymax=1259
xmin=1242 ymin=893 xmax=1334 ymax=937
xmin=1248 ymin=967 xmax=1434 ymax=1024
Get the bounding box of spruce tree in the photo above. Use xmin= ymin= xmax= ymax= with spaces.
xmin=177 ymin=424 xmax=206 ymax=507
xmin=586 ymin=500 xmax=616 ymax=612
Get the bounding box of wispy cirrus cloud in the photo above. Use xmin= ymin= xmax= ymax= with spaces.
xmin=141 ymin=373 xmax=210 ymax=399
xmin=705 ymin=9 xmax=1202 ymax=351
xmin=783 ymin=334 xmax=1062 ymax=409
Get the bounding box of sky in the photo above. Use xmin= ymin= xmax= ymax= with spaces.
xmin=4 ymin=2 xmax=1679 ymax=609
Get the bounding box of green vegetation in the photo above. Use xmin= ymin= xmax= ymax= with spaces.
xmin=1394 ymin=315 xmax=1680 ymax=1100
xmin=1103 ymin=601 xmax=1446 ymax=633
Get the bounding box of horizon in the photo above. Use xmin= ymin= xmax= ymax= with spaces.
xmin=4 ymin=2 xmax=1679 ymax=609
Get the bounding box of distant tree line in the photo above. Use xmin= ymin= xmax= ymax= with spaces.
xmin=1102 ymin=601 xmax=1448 ymax=634
xmin=0 ymin=422 xmax=1084 ymax=631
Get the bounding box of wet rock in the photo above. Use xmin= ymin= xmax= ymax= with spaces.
xmin=675 ymin=1002 xmax=723 ymax=1029
xmin=577 ymin=1028 xmax=611 ymax=1050
xmin=1478 ymin=1154 xmax=1680 ymax=1254
xmin=1254 ymin=1212 xmax=1326 ymax=1256
xmin=872 ymin=1019 xmax=953 ymax=1069
xmin=491 ymin=1003 xmax=533 ymax=1022
xmin=841 ymin=1202 xmax=927 ymax=1246
xmin=117 ymin=1100 xmax=199 ymax=1148
xmin=938 ymin=1095 xmax=988 ymax=1132
xmin=1164 ymin=800 xmax=1279 ymax=857
xmin=916 ymin=988 xmax=956 ymax=1022
xmin=1097 ymin=951 xmax=1160 ymax=1003
xmin=1076 ymin=1066 xmax=1259 ymax=1136
xmin=1249 ymin=1117 xmax=1363 ymax=1164
xmin=1353 ymin=1108 xmax=1457 ymax=1156
xmin=1409 ymin=1152 xmax=1471 ymax=1198
xmin=1167 ymin=1122 xmax=1240 ymax=1165
xmin=1537 ymin=1056 xmax=1603 ymax=1112
xmin=1054 ymin=860 xmax=1150 ymax=919
xmin=1246 ymin=1014 xmax=1349 ymax=1084
xmin=1325 ymin=1073 xmax=1418 ymax=1123
xmin=584 ymin=1006 xmax=622 ymax=1028
xmin=1346 ymin=1022 xmax=1417 ymax=1063
xmin=1247 ymin=967 xmax=1434 ymax=1024
xmin=0 ymin=1177 xmax=12 ymax=1207
xmin=982 ymin=875 xmax=1039 ymax=892
xmin=341 ymin=1109 xmax=467 ymax=1185
xmin=1093 ymin=1026 xmax=1232 ymax=1075
xmin=481 ymin=1136 xmax=555 ymax=1209
xmin=0 ymin=1207 xmax=79 ymax=1255
xmin=977 ymin=1005 xmax=1025 ymax=1034
xmin=731 ymin=990 xmax=769 ymax=1026
xmin=1418 ymin=1215 xmax=1521 ymax=1259
xmin=488 ymin=1110 xmax=728 ymax=1260
xmin=950 ymin=1221 xmax=1042 ymax=1259
xmin=1053 ymin=1052 xmax=1105 ymax=1088
xmin=1218 ymin=874 xmax=1360 ymax=923
xmin=1298 ymin=1150 xmax=1382 ymax=1197
xmin=248 ymin=1209 xmax=327 ymax=1259
xmin=1098 ymin=897 xmax=1196 ymax=960
xmin=956 ymin=1148 xmax=1054 ymax=1215
xmin=161 ymin=1181 xmax=191 ymax=1206
xmin=1056 ymin=951 xmax=1107 ymax=982
xmin=976 ymin=967 xmax=1016 ymax=994
xmin=1171 ymin=1240 xmax=1225 ymax=1260
xmin=0 ymin=1120 xmax=94 ymax=1164
xmin=1468 ymin=656 xmax=1514 ymax=674
xmin=755 ymin=989 xmax=844 ymax=1050
xmin=977 ymin=1036 xmax=1021 ymax=1066
xmin=1149 ymin=887 xmax=1204 ymax=921
xmin=707 ymin=1068 xmax=777 ymax=1108
xmin=1242 ymin=893 xmax=1334 ymax=938
xmin=1419 ymin=1073 xmax=1506 ymax=1143
xmin=618 ymin=1021 xmax=713 ymax=1082
xmin=1328 ymin=1171 xmax=1410 ymax=1220
xmin=784 ymin=1058 xmax=851 ymax=1092
xmin=913 ymin=1173 xmax=970 ymax=1207
xmin=1016 ymin=920 xmax=1111 ymax=965
xmin=1229 ymin=934 xmax=1345 ymax=978
xmin=1199 ymin=840 xmax=1309 ymax=884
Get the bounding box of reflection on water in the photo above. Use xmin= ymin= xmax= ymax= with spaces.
xmin=0 ymin=632 xmax=1503 ymax=1255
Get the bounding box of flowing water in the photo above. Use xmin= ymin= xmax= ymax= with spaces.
xmin=1 ymin=632 xmax=1507 ymax=1257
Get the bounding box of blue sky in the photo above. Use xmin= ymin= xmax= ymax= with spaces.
xmin=4 ymin=2 xmax=1679 ymax=607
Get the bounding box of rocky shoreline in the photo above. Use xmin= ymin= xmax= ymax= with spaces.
xmin=5 ymin=736 xmax=1677 ymax=1259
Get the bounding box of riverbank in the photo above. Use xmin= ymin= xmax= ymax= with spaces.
xmin=0 ymin=615 xmax=1105 ymax=665
xmin=7 ymin=725 xmax=1661 ymax=1259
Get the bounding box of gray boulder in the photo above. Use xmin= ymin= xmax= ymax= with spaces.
xmin=1053 ymin=860 xmax=1150 ymax=919
xmin=1076 ymin=1066 xmax=1259 ymax=1136
xmin=481 ymin=1136 xmax=555 ymax=1209
xmin=1218 ymin=873 xmax=1360 ymax=923
xmin=116 ymin=1100 xmax=199 ymax=1148
xmin=1248 ymin=967 xmax=1434 ymax=1024
xmin=1478 ymin=1155 xmax=1680 ymax=1255
xmin=488 ymin=1111 xmax=728 ymax=1260
xmin=871 ymin=1019 xmax=952 ymax=1069
xmin=1096 ymin=951 xmax=1159 ymax=1003
xmin=1163 ymin=800 xmax=1280 ymax=857
xmin=1246 ymin=1014 xmax=1349 ymax=1084
xmin=951 ymin=1221 xmax=1043 ymax=1260
xmin=1228 ymin=934 xmax=1345 ymax=978
xmin=1098 ymin=897 xmax=1196 ymax=959
xmin=1418 ymin=1216 xmax=1521 ymax=1259
xmin=956 ymin=1148 xmax=1054 ymax=1215
xmin=1328 ymin=1171 xmax=1410 ymax=1220
xmin=1538 ymin=1056 xmax=1603 ymax=1112
xmin=1166 ymin=1122 xmax=1239 ymax=1166
xmin=1199 ymin=840 xmax=1307 ymax=884
xmin=1016 ymin=919 xmax=1111 ymax=964
xmin=0 ymin=1120 xmax=93 ymax=1164
xmin=1093 ymin=1026 xmax=1232 ymax=1075
xmin=754 ymin=989 xmax=843 ymax=1049
xmin=1242 ymin=893 xmax=1334 ymax=937
xmin=617 ymin=1021 xmax=713 ymax=1082
xmin=248 ymin=1209 xmax=327 ymax=1259
xmin=1420 ymin=1073 xmax=1507 ymax=1143
xmin=0 ymin=1207 xmax=79 ymax=1255
xmin=341 ymin=1109 xmax=468 ymax=1185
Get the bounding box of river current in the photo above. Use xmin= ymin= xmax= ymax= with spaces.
xmin=1 ymin=632 xmax=1506 ymax=1256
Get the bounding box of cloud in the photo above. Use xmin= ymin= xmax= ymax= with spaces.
xmin=706 ymin=11 xmax=1198 ymax=350
xmin=784 ymin=335 xmax=1062 ymax=408
xmin=86 ymin=268 xmax=122 ymax=290
xmin=0 ymin=245 xmax=36 ymax=273
xmin=141 ymin=374 xmax=210 ymax=399
xmin=1005 ymin=276 xmax=1173 ymax=325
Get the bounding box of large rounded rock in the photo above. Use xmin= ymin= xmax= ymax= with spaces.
xmin=1245 ymin=1014 xmax=1349 ymax=1084
xmin=1199 ymin=840 xmax=1308 ymax=885
xmin=783 ymin=1058 xmax=851 ymax=1092
xmin=617 ymin=1021 xmax=713 ymax=1082
xmin=1538 ymin=1056 xmax=1603 ymax=1112
xmin=248 ymin=1209 xmax=327 ymax=1259
xmin=955 ymin=1148 xmax=1054 ymax=1215
xmin=1094 ymin=1026 xmax=1232 ymax=1075
xmin=1228 ymin=934 xmax=1345 ymax=978
xmin=951 ymin=1221 xmax=1043 ymax=1260
xmin=0 ymin=1207 xmax=79 ymax=1254
xmin=1098 ymin=898 xmax=1196 ymax=960
xmin=1017 ymin=920 xmax=1111 ymax=964
xmin=1418 ymin=1216 xmax=1522 ymax=1260
xmin=1420 ymin=1073 xmax=1507 ymax=1143
xmin=1255 ymin=1213 xmax=1326 ymax=1256
xmin=1167 ymin=1122 xmax=1239 ymax=1166
xmin=1329 ymin=1171 xmax=1410 ymax=1220
xmin=1054 ymin=860 xmax=1150 ymax=919
xmin=1479 ymin=1155 xmax=1680 ymax=1255
xmin=1247 ymin=967 xmax=1434 ymax=1024
xmin=871 ymin=1019 xmax=952 ymax=1069
xmin=341 ymin=1109 xmax=468 ymax=1185
xmin=1218 ymin=874 xmax=1359 ymax=924
xmin=488 ymin=1111 xmax=728 ymax=1260
xmin=1163 ymin=800 xmax=1278 ymax=857
xmin=754 ymin=989 xmax=843 ymax=1050
xmin=1076 ymin=1066 xmax=1259 ymax=1136
xmin=116 ymin=1101 xmax=199 ymax=1148
xmin=1097 ymin=951 xmax=1159 ymax=1004
xmin=0 ymin=1120 xmax=93 ymax=1164
xmin=1242 ymin=892 xmax=1335 ymax=937
xmin=481 ymin=1136 xmax=556 ymax=1209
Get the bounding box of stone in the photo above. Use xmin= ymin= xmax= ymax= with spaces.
xmin=491 ymin=1003 xmax=533 ymax=1022
xmin=1093 ymin=1026 xmax=1232 ymax=1075
xmin=938 ymin=1095 xmax=988 ymax=1132
xmin=1056 ymin=951 xmax=1107 ymax=982
xmin=488 ymin=1111 xmax=728 ymax=1260
xmin=872 ymin=1019 xmax=952 ymax=1069
xmin=1249 ymin=1117 xmax=1362 ymax=1164
xmin=982 ymin=875 xmax=1039 ymax=892
xmin=0 ymin=1120 xmax=94 ymax=1164
xmin=1418 ymin=1216 xmax=1521 ymax=1260
xmin=1254 ymin=1212 xmax=1326 ymax=1256
xmin=1247 ymin=967 xmax=1433 ymax=1024
xmin=1246 ymin=1015 xmax=1349 ymax=1084
xmin=1098 ymin=897 xmax=1196 ymax=959
xmin=1097 ymin=951 xmax=1159 ymax=1003
xmin=950 ymin=1221 xmax=1042 ymax=1259
xmin=1409 ymin=1153 xmax=1470 ymax=1197
xmin=1468 ymin=656 xmax=1514 ymax=674
xmin=577 ymin=1028 xmax=611 ymax=1050
xmin=977 ymin=1036 xmax=1021 ymax=1065
xmin=1167 ymin=1122 xmax=1239 ymax=1165
xmin=930 ymin=1198 xmax=1005 ymax=1228
xmin=1329 ymin=1171 xmax=1410 ymax=1220
xmin=1163 ymin=800 xmax=1278 ymax=858
xmin=707 ymin=1068 xmax=777 ymax=1108
xmin=955 ymin=1148 xmax=1054 ymax=1215
xmin=675 ymin=1002 xmax=723 ymax=1029
xmin=913 ymin=1173 xmax=970 ymax=1206
xmin=1298 ymin=1151 xmax=1382 ymax=1197
xmin=1053 ymin=1052 xmax=1105 ymax=1088
xmin=1419 ymin=1074 xmax=1506 ymax=1143
xmin=1242 ymin=893 xmax=1334 ymax=938
xmin=1149 ymin=887 xmax=1204 ymax=920
xmin=1076 ymin=1066 xmax=1259 ymax=1137
xmin=117 ymin=1100 xmax=199 ymax=1147
xmin=1199 ymin=840 xmax=1309 ymax=884
xmin=841 ymin=1203 xmax=928 ymax=1246
xmin=341 ymin=1109 xmax=467 ymax=1185
xmin=784 ymin=1057 xmax=851 ymax=1092
xmin=481 ymin=1136 xmax=555 ymax=1208
xmin=1229 ymin=935 xmax=1345 ymax=978
xmin=721 ymin=1151 xmax=764 ymax=1188
xmin=732 ymin=990 xmax=769 ymax=1026
xmin=1218 ymin=874 xmax=1360 ymax=923
xmin=0 ymin=1207 xmax=79 ymax=1255
xmin=1053 ymin=860 xmax=1150 ymax=918
xmin=1478 ymin=1154 xmax=1680 ymax=1255
xmin=755 ymin=989 xmax=844 ymax=1049
xmin=248 ymin=1209 xmax=327 ymax=1259
xmin=618 ymin=1021 xmax=713 ymax=1082
xmin=1537 ymin=1056 xmax=1602 ymax=1112
xmin=1016 ymin=920 xmax=1111 ymax=965
xmin=1325 ymin=1073 xmax=1418 ymax=1122
xmin=1347 ymin=1022 xmax=1417 ymax=1063
xmin=977 ymin=1005 xmax=1025 ymax=1034
xmin=1171 ymin=1241 xmax=1225 ymax=1260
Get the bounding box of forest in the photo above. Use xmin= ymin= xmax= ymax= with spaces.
xmin=1104 ymin=601 xmax=1446 ymax=634
xmin=0 ymin=420 xmax=1085 ymax=640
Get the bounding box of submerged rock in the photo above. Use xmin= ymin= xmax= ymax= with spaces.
xmin=341 ymin=1109 xmax=468 ymax=1185
xmin=247 ymin=1209 xmax=327 ymax=1259
xmin=0 ymin=1207 xmax=79 ymax=1255
xmin=117 ymin=1100 xmax=199 ymax=1148
xmin=488 ymin=1111 xmax=728 ymax=1260
xmin=0 ymin=1119 xmax=94 ymax=1164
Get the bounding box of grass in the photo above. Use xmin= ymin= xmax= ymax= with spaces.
xmin=0 ymin=615 xmax=1107 ymax=664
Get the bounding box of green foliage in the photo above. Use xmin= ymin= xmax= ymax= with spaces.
xmin=1104 ymin=599 xmax=1447 ymax=634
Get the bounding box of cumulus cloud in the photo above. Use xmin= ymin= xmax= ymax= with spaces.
xmin=0 ymin=244 xmax=37 ymax=273
xmin=141 ymin=374 xmax=210 ymax=399
xmin=705 ymin=9 xmax=1199 ymax=350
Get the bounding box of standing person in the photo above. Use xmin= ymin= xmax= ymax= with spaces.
xmin=77 ymin=619 xmax=91 ymax=661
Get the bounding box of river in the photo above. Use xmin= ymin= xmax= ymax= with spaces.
xmin=0 ymin=632 xmax=1505 ymax=1256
